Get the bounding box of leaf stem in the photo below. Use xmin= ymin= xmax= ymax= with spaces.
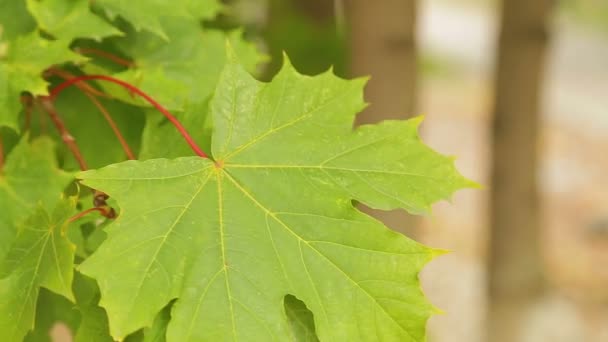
xmin=74 ymin=47 xmax=135 ymax=68
xmin=46 ymin=68 xmax=112 ymax=99
xmin=68 ymin=206 xmax=116 ymax=223
xmin=39 ymin=97 xmax=89 ymax=170
xmin=50 ymin=74 xmax=209 ymax=158
xmin=47 ymin=69 xmax=135 ymax=160
xmin=85 ymin=92 xmax=136 ymax=160
xmin=21 ymin=93 xmax=35 ymax=132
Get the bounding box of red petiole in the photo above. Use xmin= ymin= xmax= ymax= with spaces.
xmin=21 ymin=93 xmax=35 ymax=132
xmin=47 ymin=69 xmax=135 ymax=160
xmin=50 ymin=75 xmax=209 ymax=159
xmin=46 ymin=68 xmax=112 ymax=99
xmin=74 ymin=47 xmax=135 ymax=68
xmin=84 ymin=92 xmax=136 ymax=160
xmin=68 ymin=206 xmax=116 ymax=223
xmin=36 ymin=49 xmax=209 ymax=221
xmin=39 ymin=97 xmax=89 ymax=170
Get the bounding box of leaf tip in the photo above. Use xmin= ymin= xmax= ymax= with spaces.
xmin=466 ymin=178 xmax=483 ymax=190
xmin=410 ymin=115 xmax=426 ymax=128
xmin=431 ymin=247 xmax=451 ymax=257
xmin=224 ymin=38 xmax=238 ymax=62
xmin=433 ymin=306 xmax=446 ymax=315
xmin=75 ymin=169 xmax=93 ymax=180
xmin=279 ymin=50 xmax=295 ymax=71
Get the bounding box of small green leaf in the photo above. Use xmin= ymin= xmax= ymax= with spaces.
xmin=0 ymin=32 xmax=86 ymax=130
xmin=0 ymin=198 xmax=78 ymax=342
xmin=0 ymin=137 xmax=74 ymax=260
xmin=0 ymin=0 xmax=36 ymax=39
xmin=94 ymin=0 xmax=222 ymax=40
xmin=106 ymin=24 xmax=262 ymax=110
xmin=26 ymin=0 xmax=123 ymax=42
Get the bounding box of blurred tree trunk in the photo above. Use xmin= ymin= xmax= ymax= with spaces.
xmin=347 ymin=0 xmax=419 ymax=237
xmin=488 ymin=0 xmax=553 ymax=341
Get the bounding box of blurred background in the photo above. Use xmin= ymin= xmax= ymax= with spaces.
xmin=216 ymin=0 xmax=608 ymax=341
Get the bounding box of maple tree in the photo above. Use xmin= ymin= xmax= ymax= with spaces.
xmin=0 ymin=1 xmax=475 ymax=341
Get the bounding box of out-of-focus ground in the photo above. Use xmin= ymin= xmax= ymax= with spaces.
xmin=415 ymin=1 xmax=608 ymax=341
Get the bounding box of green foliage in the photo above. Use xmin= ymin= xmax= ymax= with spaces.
xmin=560 ymin=0 xmax=608 ymax=31
xmin=0 ymin=137 xmax=73 ymax=260
xmin=76 ymin=55 xmax=471 ymax=340
xmin=92 ymin=0 xmax=222 ymax=40
xmin=0 ymin=33 xmax=85 ymax=130
xmin=0 ymin=198 xmax=77 ymax=341
xmin=26 ymin=0 xmax=123 ymax=42
xmin=0 ymin=1 xmax=474 ymax=341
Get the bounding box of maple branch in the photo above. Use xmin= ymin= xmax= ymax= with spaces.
xmin=74 ymin=47 xmax=135 ymax=68
xmin=48 ymin=69 xmax=135 ymax=160
xmin=38 ymin=97 xmax=89 ymax=170
xmin=68 ymin=206 xmax=116 ymax=223
xmin=50 ymin=74 xmax=209 ymax=158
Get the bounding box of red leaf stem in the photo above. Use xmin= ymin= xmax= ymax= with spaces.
xmin=50 ymin=74 xmax=209 ymax=158
xmin=74 ymin=47 xmax=135 ymax=68
xmin=68 ymin=206 xmax=116 ymax=223
xmin=84 ymin=92 xmax=136 ymax=160
xmin=39 ymin=97 xmax=89 ymax=170
xmin=21 ymin=93 xmax=35 ymax=132
xmin=46 ymin=68 xmax=111 ymax=99
xmin=47 ymin=69 xmax=135 ymax=160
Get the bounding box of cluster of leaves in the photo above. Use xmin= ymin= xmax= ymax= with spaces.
xmin=0 ymin=1 xmax=474 ymax=341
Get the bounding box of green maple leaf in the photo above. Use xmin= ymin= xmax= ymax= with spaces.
xmin=0 ymin=137 xmax=74 ymax=260
xmin=94 ymin=0 xmax=222 ymax=40
xmin=77 ymin=55 xmax=474 ymax=341
xmin=103 ymin=23 xmax=262 ymax=111
xmin=26 ymin=0 xmax=123 ymax=42
xmin=0 ymin=0 xmax=36 ymax=39
xmin=0 ymin=32 xmax=86 ymax=130
xmin=0 ymin=197 xmax=77 ymax=342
